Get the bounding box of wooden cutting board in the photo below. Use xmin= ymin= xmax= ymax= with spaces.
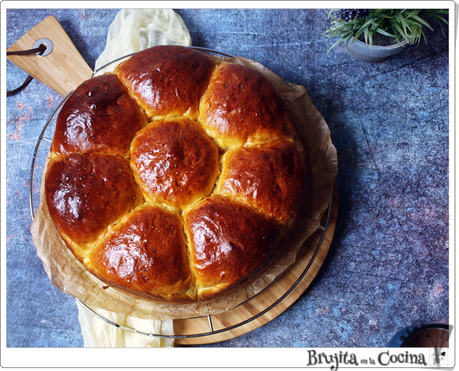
xmin=174 ymin=181 xmax=338 ymax=345
xmin=7 ymin=15 xmax=93 ymax=97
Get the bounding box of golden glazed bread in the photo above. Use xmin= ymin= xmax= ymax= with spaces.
xmin=45 ymin=45 xmax=307 ymax=303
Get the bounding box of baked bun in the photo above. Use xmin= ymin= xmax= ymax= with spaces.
xmin=45 ymin=45 xmax=307 ymax=303
xmin=85 ymin=204 xmax=195 ymax=302
xmin=45 ymin=152 xmax=143 ymax=261
xmin=115 ymin=45 xmax=216 ymax=119
xmin=130 ymin=118 xmax=219 ymax=209
xmin=218 ymin=140 xmax=306 ymax=225
xmin=52 ymin=73 xmax=147 ymax=157
xmin=199 ymin=62 xmax=295 ymax=148
xmin=184 ymin=195 xmax=285 ymax=301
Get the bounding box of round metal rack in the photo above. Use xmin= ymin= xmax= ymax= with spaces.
xmin=29 ymin=47 xmax=334 ymax=340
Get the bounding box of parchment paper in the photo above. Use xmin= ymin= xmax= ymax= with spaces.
xmin=30 ymin=54 xmax=338 ymax=321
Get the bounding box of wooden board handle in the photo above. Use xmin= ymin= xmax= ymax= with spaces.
xmin=7 ymin=15 xmax=93 ymax=97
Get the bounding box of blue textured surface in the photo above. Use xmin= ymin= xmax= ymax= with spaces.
xmin=6 ymin=8 xmax=449 ymax=348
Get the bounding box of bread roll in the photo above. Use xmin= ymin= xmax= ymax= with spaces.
xmin=85 ymin=204 xmax=195 ymax=302
xmin=199 ymin=62 xmax=295 ymax=148
xmin=184 ymin=195 xmax=285 ymax=301
xmin=45 ymin=152 xmax=143 ymax=261
xmin=218 ymin=140 xmax=306 ymax=225
xmin=45 ymin=45 xmax=306 ymax=303
xmin=115 ymin=45 xmax=216 ymax=119
xmin=130 ymin=118 xmax=219 ymax=209
xmin=52 ymin=73 xmax=146 ymax=157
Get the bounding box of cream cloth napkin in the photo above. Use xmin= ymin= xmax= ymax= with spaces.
xmin=77 ymin=301 xmax=175 ymax=347
xmin=94 ymin=8 xmax=192 ymax=73
xmin=77 ymin=8 xmax=192 ymax=347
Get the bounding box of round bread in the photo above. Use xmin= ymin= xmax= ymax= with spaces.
xmin=52 ymin=73 xmax=147 ymax=157
xmin=130 ymin=118 xmax=219 ymax=209
xmin=183 ymin=195 xmax=285 ymax=301
xmin=45 ymin=45 xmax=307 ymax=303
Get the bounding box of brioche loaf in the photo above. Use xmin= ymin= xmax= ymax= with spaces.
xmin=45 ymin=45 xmax=307 ymax=303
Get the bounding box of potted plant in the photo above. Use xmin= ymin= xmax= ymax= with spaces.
xmin=324 ymin=9 xmax=449 ymax=63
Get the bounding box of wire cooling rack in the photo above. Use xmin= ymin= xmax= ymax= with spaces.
xmin=29 ymin=47 xmax=334 ymax=340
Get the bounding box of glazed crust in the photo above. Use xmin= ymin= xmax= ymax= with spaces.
xmin=45 ymin=45 xmax=307 ymax=303
xmin=218 ymin=140 xmax=306 ymax=225
xmin=52 ymin=74 xmax=146 ymax=157
xmin=184 ymin=195 xmax=284 ymax=301
xmin=199 ymin=63 xmax=295 ymax=148
xmin=45 ymin=153 xmax=143 ymax=260
xmin=85 ymin=204 xmax=194 ymax=302
xmin=115 ymin=45 xmax=216 ymax=119
xmin=130 ymin=118 xmax=219 ymax=209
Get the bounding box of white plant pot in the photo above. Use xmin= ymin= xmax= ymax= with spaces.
xmin=345 ymin=37 xmax=409 ymax=63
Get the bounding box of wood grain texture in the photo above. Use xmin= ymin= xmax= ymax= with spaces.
xmin=7 ymin=16 xmax=93 ymax=97
xmin=174 ymin=180 xmax=338 ymax=345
